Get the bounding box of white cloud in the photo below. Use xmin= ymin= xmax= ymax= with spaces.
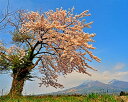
xmin=58 ymin=70 xmax=128 ymax=85
xmin=114 ymin=63 xmax=125 ymax=70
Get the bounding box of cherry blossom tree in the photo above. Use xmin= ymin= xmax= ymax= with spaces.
xmin=0 ymin=8 xmax=101 ymax=96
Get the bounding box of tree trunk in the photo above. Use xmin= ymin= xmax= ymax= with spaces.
xmin=8 ymin=64 xmax=32 ymax=97
xmin=8 ymin=73 xmax=25 ymax=97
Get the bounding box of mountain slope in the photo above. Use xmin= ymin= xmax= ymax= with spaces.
xmin=51 ymin=80 xmax=128 ymax=95
xmin=109 ymin=79 xmax=128 ymax=89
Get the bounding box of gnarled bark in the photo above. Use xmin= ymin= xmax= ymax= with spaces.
xmin=8 ymin=74 xmax=25 ymax=97
xmin=8 ymin=68 xmax=29 ymax=97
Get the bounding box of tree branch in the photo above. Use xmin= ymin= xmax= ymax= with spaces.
xmin=29 ymin=41 xmax=40 ymax=60
xmin=29 ymin=57 xmax=42 ymax=70
xmin=34 ymin=51 xmax=56 ymax=57
xmin=25 ymin=39 xmax=33 ymax=50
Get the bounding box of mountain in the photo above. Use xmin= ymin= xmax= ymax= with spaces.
xmin=50 ymin=80 xmax=128 ymax=95
xmin=108 ymin=79 xmax=128 ymax=89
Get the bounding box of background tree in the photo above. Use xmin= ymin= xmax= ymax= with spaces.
xmin=0 ymin=0 xmax=10 ymax=30
xmin=0 ymin=8 xmax=101 ymax=96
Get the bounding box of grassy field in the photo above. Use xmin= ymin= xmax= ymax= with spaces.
xmin=0 ymin=93 xmax=127 ymax=102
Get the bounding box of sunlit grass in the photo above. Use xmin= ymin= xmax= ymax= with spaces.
xmin=0 ymin=94 xmax=124 ymax=102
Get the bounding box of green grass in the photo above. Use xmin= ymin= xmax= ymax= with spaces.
xmin=0 ymin=94 xmax=123 ymax=102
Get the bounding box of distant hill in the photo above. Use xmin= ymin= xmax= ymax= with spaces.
xmin=50 ymin=80 xmax=128 ymax=95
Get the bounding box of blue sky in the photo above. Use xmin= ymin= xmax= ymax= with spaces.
xmin=0 ymin=0 xmax=128 ymax=95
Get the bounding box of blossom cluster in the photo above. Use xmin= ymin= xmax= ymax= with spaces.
xmin=0 ymin=41 xmax=6 ymax=51
xmin=6 ymin=46 xmax=26 ymax=61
